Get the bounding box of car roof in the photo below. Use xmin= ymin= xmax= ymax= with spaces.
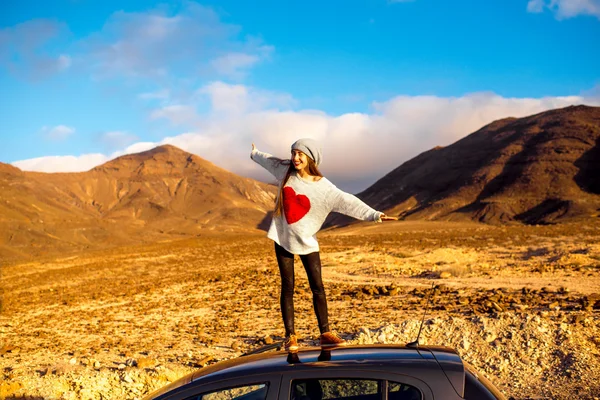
xmin=146 ymin=345 xmax=466 ymax=400
xmin=192 ymin=344 xmax=462 ymax=383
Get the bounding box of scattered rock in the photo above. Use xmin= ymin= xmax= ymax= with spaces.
xmin=197 ymin=356 xmax=214 ymax=366
xmin=263 ymin=335 xmax=274 ymax=345
xmin=0 ymin=381 xmax=23 ymax=398
xmin=483 ymin=332 xmax=497 ymax=343
xmin=137 ymin=357 xmax=157 ymax=369
xmin=0 ymin=345 xmax=18 ymax=356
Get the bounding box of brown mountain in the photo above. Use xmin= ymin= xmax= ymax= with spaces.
xmin=357 ymin=105 xmax=600 ymax=225
xmin=0 ymin=145 xmax=276 ymax=261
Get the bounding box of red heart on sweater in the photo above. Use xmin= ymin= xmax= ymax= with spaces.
xmin=283 ymin=186 xmax=311 ymax=224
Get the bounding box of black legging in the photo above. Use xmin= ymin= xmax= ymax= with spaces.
xmin=274 ymin=242 xmax=329 ymax=336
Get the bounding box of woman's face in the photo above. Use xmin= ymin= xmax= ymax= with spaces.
xmin=291 ymin=150 xmax=309 ymax=171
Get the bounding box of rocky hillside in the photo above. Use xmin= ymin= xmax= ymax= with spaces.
xmin=357 ymin=105 xmax=600 ymax=225
xmin=0 ymin=145 xmax=276 ymax=261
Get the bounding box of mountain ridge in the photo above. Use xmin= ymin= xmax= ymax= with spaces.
xmin=0 ymin=146 xmax=277 ymax=261
xmin=4 ymin=105 xmax=600 ymax=261
xmin=356 ymin=104 xmax=600 ymax=224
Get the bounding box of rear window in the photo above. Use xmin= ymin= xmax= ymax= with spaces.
xmin=464 ymin=368 xmax=506 ymax=400
xmin=291 ymin=378 xmax=422 ymax=400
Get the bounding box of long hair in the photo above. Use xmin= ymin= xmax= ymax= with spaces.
xmin=274 ymin=157 xmax=323 ymax=217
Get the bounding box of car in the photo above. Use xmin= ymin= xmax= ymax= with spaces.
xmin=142 ymin=343 xmax=507 ymax=400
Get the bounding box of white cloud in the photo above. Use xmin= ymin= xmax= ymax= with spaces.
xmin=211 ymin=52 xmax=260 ymax=79
xmin=199 ymin=82 xmax=250 ymax=115
xmin=198 ymin=81 xmax=295 ymax=115
xmin=14 ymin=87 xmax=600 ymax=193
xmin=109 ymin=142 xmax=158 ymax=159
xmin=527 ymin=0 xmax=600 ymax=19
xmin=0 ymin=19 xmax=72 ymax=79
xmin=138 ymin=89 xmax=170 ymax=101
xmin=527 ymin=0 xmax=545 ymax=12
xmin=0 ymin=2 xmax=273 ymax=86
xmin=145 ymin=89 xmax=600 ymax=192
xmin=582 ymin=84 xmax=600 ymax=97
xmin=99 ymin=130 xmax=138 ymax=150
xmin=210 ymin=41 xmax=273 ymax=79
xmin=12 ymin=142 xmax=152 ymax=173
xmin=84 ymin=3 xmax=272 ymax=80
xmin=57 ymin=54 xmax=71 ymax=70
xmin=12 ymin=153 xmax=108 ymax=173
xmin=42 ymin=125 xmax=75 ymax=141
xmin=150 ymin=105 xmax=201 ymax=126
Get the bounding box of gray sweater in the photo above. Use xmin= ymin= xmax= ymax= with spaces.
xmin=251 ymin=148 xmax=382 ymax=255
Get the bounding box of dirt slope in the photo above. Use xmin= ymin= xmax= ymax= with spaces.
xmin=356 ymin=105 xmax=600 ymax=225
xmin=0 ymin=145 xmax=276 ymax=262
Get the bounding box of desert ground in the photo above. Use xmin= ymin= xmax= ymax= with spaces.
xmin=1 ymin=221 xmax=600 ymax=399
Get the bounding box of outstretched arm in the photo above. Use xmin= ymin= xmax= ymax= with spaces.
xmin=250 ymin=143 xmax=289 ymax=181
xmin=329 ymin=186 xmax=397 ymax=222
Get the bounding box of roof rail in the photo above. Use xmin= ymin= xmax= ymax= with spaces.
xmin=241 ymin=342 xmax=282 ymax=356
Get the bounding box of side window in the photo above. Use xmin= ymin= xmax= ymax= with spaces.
xmin=388 ymin=381 xmax=422 ymax=400
xmin=186 ymin=383 xmax=269 ymax=400
xmin=292 ymin=379 xmax=380 ymax=400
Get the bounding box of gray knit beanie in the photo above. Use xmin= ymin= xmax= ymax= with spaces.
xmin=291 ymin=138 xmax=322 ymax=166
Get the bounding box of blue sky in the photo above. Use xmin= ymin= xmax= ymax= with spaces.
xmin=1 ymin=0 xmax=599 ymax=192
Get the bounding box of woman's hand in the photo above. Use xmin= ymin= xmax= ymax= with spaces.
xmin=381 ymin=214 xmax=398 ymax=221
xmin=252 ymin=143 xmax=256 ymax=151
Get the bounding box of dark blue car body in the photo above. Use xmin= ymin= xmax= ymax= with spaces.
xmin=143 ymin=344 xmax=506 ymax=400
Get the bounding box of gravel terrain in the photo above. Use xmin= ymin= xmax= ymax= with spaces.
xmin=1 ymin=221 xmax=600 ymax=399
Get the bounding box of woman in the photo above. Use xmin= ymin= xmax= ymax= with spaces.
xmin=251 ymin=138 xmax=396 ymax=351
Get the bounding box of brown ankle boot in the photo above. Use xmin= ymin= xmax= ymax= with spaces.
xmin=283 ymin=334 xmax=299 ymax=352
xmin=320 ymin=332 xmax=347 ymax=348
